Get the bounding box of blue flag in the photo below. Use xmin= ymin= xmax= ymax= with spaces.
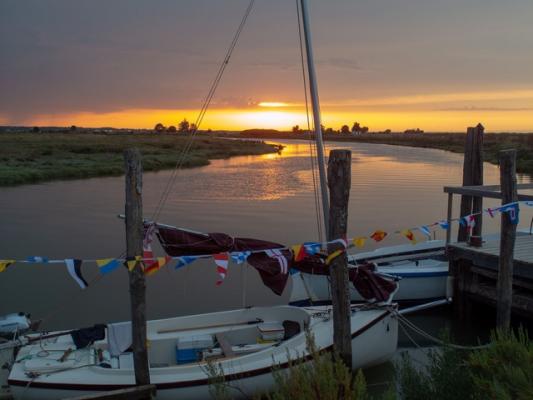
xmin=498 ymin=203 xmax=520 ymax=225
xmin=174 ymin=256 xmax=198 ymax=270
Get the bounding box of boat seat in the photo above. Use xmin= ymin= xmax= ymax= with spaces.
xmin=215 ymin=333 xmax=235 ymax=357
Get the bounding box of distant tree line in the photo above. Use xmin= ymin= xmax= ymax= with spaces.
xmin=291 ymin=122 xmax=423 ymax=135
xmin=154 ymin=119 xmax=198 ymax=133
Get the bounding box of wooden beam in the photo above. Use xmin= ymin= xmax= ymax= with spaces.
xmin=457 ymin=127 xmax=475 ymax=242
xmin=496 ymin=149 xmax=518 ymax=329
xmin=327 ymin=149 xmax=352 ymax=370
xmin=471 ymin=124 xmax=484 ymax=237
xmin=124 ymin=149 xmax=150 ymax=385
xmin=443 ymin=184 xmax=533 ymax=201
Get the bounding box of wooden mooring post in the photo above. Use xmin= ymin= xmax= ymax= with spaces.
xmin=458 ymin=124 xmax=484 ymax=242
xmin=496 ymin=149 xmax=518 ymax=329
xmin=327 ymin=149 xmax=352 ymax=370
xmin=124 ymin=149 xmax=151 ymax=386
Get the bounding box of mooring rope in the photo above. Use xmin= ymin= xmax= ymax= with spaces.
xmin=395 ymin=311 xmax=490 ymax=350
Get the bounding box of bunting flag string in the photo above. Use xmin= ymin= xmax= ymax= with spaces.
xmin=0 ymin=200 xmax=530 ymax=281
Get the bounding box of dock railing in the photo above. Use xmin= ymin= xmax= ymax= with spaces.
xmin=443 ymin=183 xmax=533 ymax=245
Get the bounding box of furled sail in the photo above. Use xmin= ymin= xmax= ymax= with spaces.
xmin=156 ymin=226 xmax=397 ymax=301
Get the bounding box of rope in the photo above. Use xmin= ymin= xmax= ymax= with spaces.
xmin=151 ymin=0 xmax=256 ymax=222
xmin=296 ymin=0 xmax=324 ymax=243
xmin=395 ymin=311 xmax=490 ymax=350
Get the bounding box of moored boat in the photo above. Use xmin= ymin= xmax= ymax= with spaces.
xmin=290 ymin=240 xmax=449 ymax=306
xmin=8 ymin=305 xmax=397 ymax=400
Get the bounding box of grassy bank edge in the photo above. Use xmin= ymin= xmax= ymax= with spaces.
xmin=233 ymin=131 xmax=533 ymax=177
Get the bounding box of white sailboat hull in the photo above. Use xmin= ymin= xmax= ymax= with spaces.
xmin=290 ymin=241 xmax=448 ymax=305
xmin=9 ymin=305 xmax=397 ymax=400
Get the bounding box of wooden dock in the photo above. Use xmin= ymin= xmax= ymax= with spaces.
xmin=448 ymin=234 xmax=533 ymax=317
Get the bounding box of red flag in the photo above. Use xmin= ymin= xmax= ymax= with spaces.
xmin=370 ymin=230 xmax=387 ymax=242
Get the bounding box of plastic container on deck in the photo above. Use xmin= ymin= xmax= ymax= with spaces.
xmin=176 ymin=334 xmax=214 ymax=364
xmin=257 ymin=322 xmax=285 ymax=341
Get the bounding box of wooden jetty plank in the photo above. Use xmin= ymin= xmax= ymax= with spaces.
xmin=447 ymin=235 xmax=533 ymax=280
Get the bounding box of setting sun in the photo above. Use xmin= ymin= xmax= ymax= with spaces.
xmin=257 ymin=102 xmax=292 ymax=108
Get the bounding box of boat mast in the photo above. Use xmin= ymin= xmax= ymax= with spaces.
xmin=300 ymin=0 xmax=330 ymax=236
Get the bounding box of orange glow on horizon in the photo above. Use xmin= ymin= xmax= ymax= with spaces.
xmin=258 ymin=102 xmax=292 ymax=108
xmin=25 ymin=106 xmax=533 ymax=133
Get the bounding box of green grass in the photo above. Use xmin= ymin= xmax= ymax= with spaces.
xmin=236 ymin=130 xmax=533 ymax=177
xmin=0 ymin=132 xmax=278 ymax=186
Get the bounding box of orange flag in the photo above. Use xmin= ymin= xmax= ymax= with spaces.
xmin=370 ymin=230 xmax=387 ymax=242
xmin=145 ymin=256 xmax=172 ymax=276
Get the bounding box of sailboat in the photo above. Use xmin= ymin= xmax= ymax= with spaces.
xmin=7 ymin=1 xmax=399 ymax=399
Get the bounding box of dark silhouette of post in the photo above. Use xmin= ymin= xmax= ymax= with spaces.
xmin=327 ymin=149 xmax=352 ymax=370
xmin=458 ymin=124 xmax=484 ymax=242
xmin=496 ymin=149 xmax=517 ymax=329
xmin=124 ymin=149 xmax=150 ymax=385
xmin=471 ymin=124 xmax=484 ymax=237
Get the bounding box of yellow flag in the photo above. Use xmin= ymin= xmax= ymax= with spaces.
xmin=0 ymin=260 xmax=16 ymax=273
xmin=325 ymin=249 xmax=343 ymax=265
xmin=126 ymin=256 xmax=142 ymax=271
xmin=353 ymin=237 xmax=366 ymax=248
xmin=401 ymin=229 xmax=417 ymax=244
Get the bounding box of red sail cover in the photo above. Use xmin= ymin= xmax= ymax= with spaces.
xmin=156 ymin=226 xmax=397 ymax=301
xmin=156 ymin=227 xmax=292 ymax=295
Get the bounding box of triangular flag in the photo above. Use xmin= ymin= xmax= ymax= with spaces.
xmin=370 ymin=230 xmax=387 ymax=242
xmin=230 ymin=251 xmax=251 ymax=265
xmin=27 ymin=256 xmax=49 ymax=263
xmin=65 ymin=259 xmax=88 ymax=289
xmin=401 ymin=229 xmax=417 ymax=244
xmin=0 ymin=260 xmax=16 ymax=273
xmin=437 ymin=220 xmax=449 ymax=230
xmin=175 ymin=256 xmax=198 ymax=270
xmin=498 ymin=202 xmax=520 ymax=225
xmin=145 ymin=256 xmax=172 ymax=276
xmin=303 ymin=242 xmax=321 ymax=255
xmin=326 ymin=249 xmax=343 ymax=265
xmin=352 ymin=237 xmax=366 ymax=248
xmin=486 ymin=207 xmax=496 ymax=218
xmin=418 ymin=226 xmax=432 ymax=239
xmin=96 ymin=258 xmax=120 ymax=275
xmin=214 ymin=253 xmax=229 ymax=286
xmin=126 ymin=256 xmax=143 ymax=272
xmin=291 ymin=245 xmax=307 ymax=262
xmin=459 ymin=215 xmax=476 ymax=232
xmin=143 ymin=224 xmax=158 ymax=271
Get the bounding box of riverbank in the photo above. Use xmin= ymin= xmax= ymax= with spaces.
xmin=0 ymin=132 xmax=279 ymax=186
xmin=235 ymin=130 xmax=533 ymax=177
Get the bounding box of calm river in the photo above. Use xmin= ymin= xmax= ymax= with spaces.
xmin=1 ymin=140 xmax=532 ymax=357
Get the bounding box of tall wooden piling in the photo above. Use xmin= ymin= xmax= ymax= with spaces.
xmin=327 ymin=149 xmax=352 ymax=370
xmin=496 ymin=149 xmax=518 ymax=329
xmin=458 ymin=124 xmax=484 ymax=242
xmin=471 ymin=124 xmax=484 ymax=237
xmin=124 ymin=149 xmax=150 ymax=385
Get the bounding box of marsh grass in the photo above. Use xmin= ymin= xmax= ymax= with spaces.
xmin=0 ymin=132 xmax=278 ymax=186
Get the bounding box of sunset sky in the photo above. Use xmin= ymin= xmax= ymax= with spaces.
xmin=1 ymin=0 xmax=533 ymax=132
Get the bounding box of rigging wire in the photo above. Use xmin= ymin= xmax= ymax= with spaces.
xmin=296 ymin=0 xmax=324 ymax=243
xmin=151 ymin=0 xmax=256 ymax=221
